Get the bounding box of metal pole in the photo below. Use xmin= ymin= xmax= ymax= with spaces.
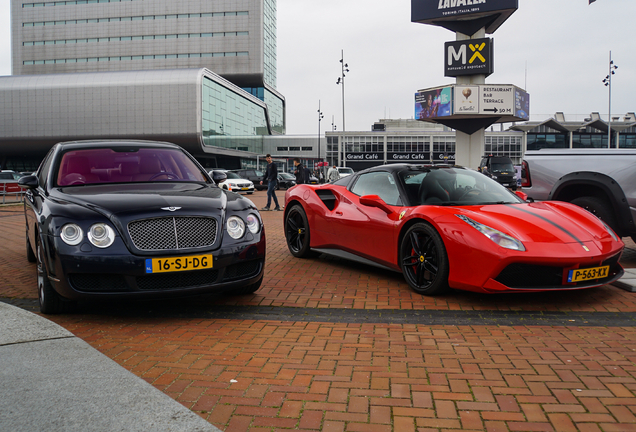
xmin=608 ymin=51 xmax=612 ymax=149
xmin=341 ymin=50 xmax=346 ymax=132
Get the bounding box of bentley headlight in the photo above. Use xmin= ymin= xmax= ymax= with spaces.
xmin=456 ymin=214 xmax=525 ymax=251
xmin=246 ymin=213 xmax=261 ymax=234
xmin=227 ymin=216 xmax=246 ymax=239
xmin=88 ymin=223 xmax=115 ymax=248
xmin=61 ymin=223 xmax=83 ymax=246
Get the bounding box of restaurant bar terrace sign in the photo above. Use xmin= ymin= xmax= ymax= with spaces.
xmin=412 ymin=0 xmax=518 ymax=34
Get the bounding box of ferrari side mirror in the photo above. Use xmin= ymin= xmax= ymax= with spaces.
xmin=359 ymin=194 xmax=392 ymax=214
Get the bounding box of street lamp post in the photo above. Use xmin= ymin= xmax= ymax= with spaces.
xmin=336 ymin=50 xmax=349 ymax=132
xmin=603 ymin=51 xmax=618 ymax=148
xmin=318 ymin=100 xmax=324 ymax=175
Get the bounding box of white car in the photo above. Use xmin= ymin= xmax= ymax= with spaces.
xmin=209 ymin=170 xmax=254 ymax=194
xmin=336 ymin=167 xmax=354 ymax=177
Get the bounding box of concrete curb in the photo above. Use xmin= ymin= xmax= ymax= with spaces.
xmin=612 ymin=268 xmax=636 ymax=293
xmin=0 ymin=302 xmax=221 ymax=432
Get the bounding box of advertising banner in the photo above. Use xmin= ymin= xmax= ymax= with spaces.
xmin=412 ymin=0 xmax=519 ymax=22
xmin=515 ymin=88 xmax=530 ymax=120
xmin=454 ymin=85 xmax=480 ymax=114
xmin=415 ymin=87 xmax=453 ymax=120
xmin=444 ymin=38 xmax=493 ymax=77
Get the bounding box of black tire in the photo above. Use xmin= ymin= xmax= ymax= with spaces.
xmin=37 ymin=236 xmax=74 ymax=314
xmin=570 ymin=196 xmax=619 ymax=235
xmin=26 ymin=235 xmax=36 ymax=263
xmin=284 ymin=205 xmax=313 ymax=258
xmin=234 ymin=275 xmax=263 ymax=295
xmin=399 ymin=223 xmax=450 ymax=295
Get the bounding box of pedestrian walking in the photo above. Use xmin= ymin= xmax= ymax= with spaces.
xmin=293 ymin=158 xmax=309 ymax=185
xmin=260 ymin=154 xmax=282 ymax=211
xmin=327 ymin=165 xmax=340 ymax=182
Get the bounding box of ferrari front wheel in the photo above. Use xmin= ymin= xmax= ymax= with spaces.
xmin=399 ymin=223 xmax=449 ymax=295
xmin=285 ymin=205 xmax=312 ymax=258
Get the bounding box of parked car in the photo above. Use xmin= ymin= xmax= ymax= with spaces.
xmin=0 ymin=170 xmax=22 ymax=194
xmin=478 ymin=155 xmax=517 ymax=190
xmin=284 ymin=164 xmax=624 ymax=295
xmin=336 ymin=167 xmax=354 ymax=177
xmin=209 ymin=169 xmax=254 ymax=194
xmin=522 ymin=149 xmax=636 ymax=242
xmin=277 ymin=172 xmax=296 ymax=189
xmin=19 ymin=140 xmax=265 ymax=314
xmin=231 ymin=169 xmax=267 ymax=190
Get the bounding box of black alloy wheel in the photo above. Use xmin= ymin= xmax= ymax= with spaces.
xmin=37 ymin=236 xmax=74 ymax=314
xmin=284 ymin=205 xmax=312 ymax=258
xmin=399 ymin=223 xmax=449 ymax=295
xmin=26 ymin=234 xmax=36 ymax=263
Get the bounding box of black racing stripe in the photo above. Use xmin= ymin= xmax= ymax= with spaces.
xmin=508 ymin=205 xmax=585 ymax=246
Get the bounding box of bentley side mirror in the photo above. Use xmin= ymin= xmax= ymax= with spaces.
xmin=211 ymin=171 xmax=227 ymax=185
xmin=18 ymin=175 xmax=39 ymax=189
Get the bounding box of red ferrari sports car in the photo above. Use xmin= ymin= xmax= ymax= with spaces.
xmin=283 ymin=164 xmax=624 ymax=295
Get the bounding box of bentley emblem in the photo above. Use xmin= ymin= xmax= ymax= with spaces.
xmin=161 ymin=207 xmax=181 ymax=212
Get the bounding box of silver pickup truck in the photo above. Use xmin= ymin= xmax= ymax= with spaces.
xmin=522 ymin=149 xmax=636 ymax=242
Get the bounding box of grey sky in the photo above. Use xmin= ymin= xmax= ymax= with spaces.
xmin=2 ymin=0 xmax=634 ymax=135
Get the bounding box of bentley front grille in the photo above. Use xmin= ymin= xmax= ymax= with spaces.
xmin=128 ymin=217 xmax=217 ymax=251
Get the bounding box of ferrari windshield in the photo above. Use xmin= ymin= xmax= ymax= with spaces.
xmin=400 ymin=167 xmax=522 ymax=206
xmin=56 ymin=147 xmax=209 ymax=186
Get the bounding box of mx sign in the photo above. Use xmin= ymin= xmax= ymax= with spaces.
xmin=444 ymin=38 xmax=494 ymax=77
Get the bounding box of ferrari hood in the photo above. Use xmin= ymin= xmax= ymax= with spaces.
xmin=53 ymin=183 xmax=230 ymax=219
xmin=455 ymin=202 xmax=610 ymax=245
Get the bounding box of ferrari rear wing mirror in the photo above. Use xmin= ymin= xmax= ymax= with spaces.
xmin=359 ymin=194 xmax=393 ymax=214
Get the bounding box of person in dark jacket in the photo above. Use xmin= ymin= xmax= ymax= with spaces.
xmin=260 ymin=154 xmax=282 ymax=211
xmin=293 ymin=158 xmax=308 ymax=185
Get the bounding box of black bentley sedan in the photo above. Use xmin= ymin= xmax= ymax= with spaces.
xmin=19 ymin=140 xmax=266 ymax=314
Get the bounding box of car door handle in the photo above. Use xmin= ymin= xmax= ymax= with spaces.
xmin=335 ymin=211 xmax=343 ymax=216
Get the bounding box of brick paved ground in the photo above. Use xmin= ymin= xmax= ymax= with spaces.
xmin=2 ymin=194 xmax=636 ymax=431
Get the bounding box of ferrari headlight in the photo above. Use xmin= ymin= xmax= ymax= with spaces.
xmin=456 ymin=214 xmax=525 ymax=251
xmin=246 ymin=213 xmax=261 ymax=234
xmin=88 ymin=223 xmax=115 ymax=248
xmin=227 ymin=216 xmax=245 ymax=239
xmin=601 ymin=220 xmax=619 ymax=241
xmin=60 ymin=223 xmax=83 ymax=246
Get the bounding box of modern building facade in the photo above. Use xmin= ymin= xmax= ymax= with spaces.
xmin=511 ymin=112 xmax=636 ymax=150
xmin=0 ymin=68 xmax=277 ymax=170
xmin=3 ymin=0 xmax=285 ymax=170
xmin=326 ymin=119 xmax=525 ymax=172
